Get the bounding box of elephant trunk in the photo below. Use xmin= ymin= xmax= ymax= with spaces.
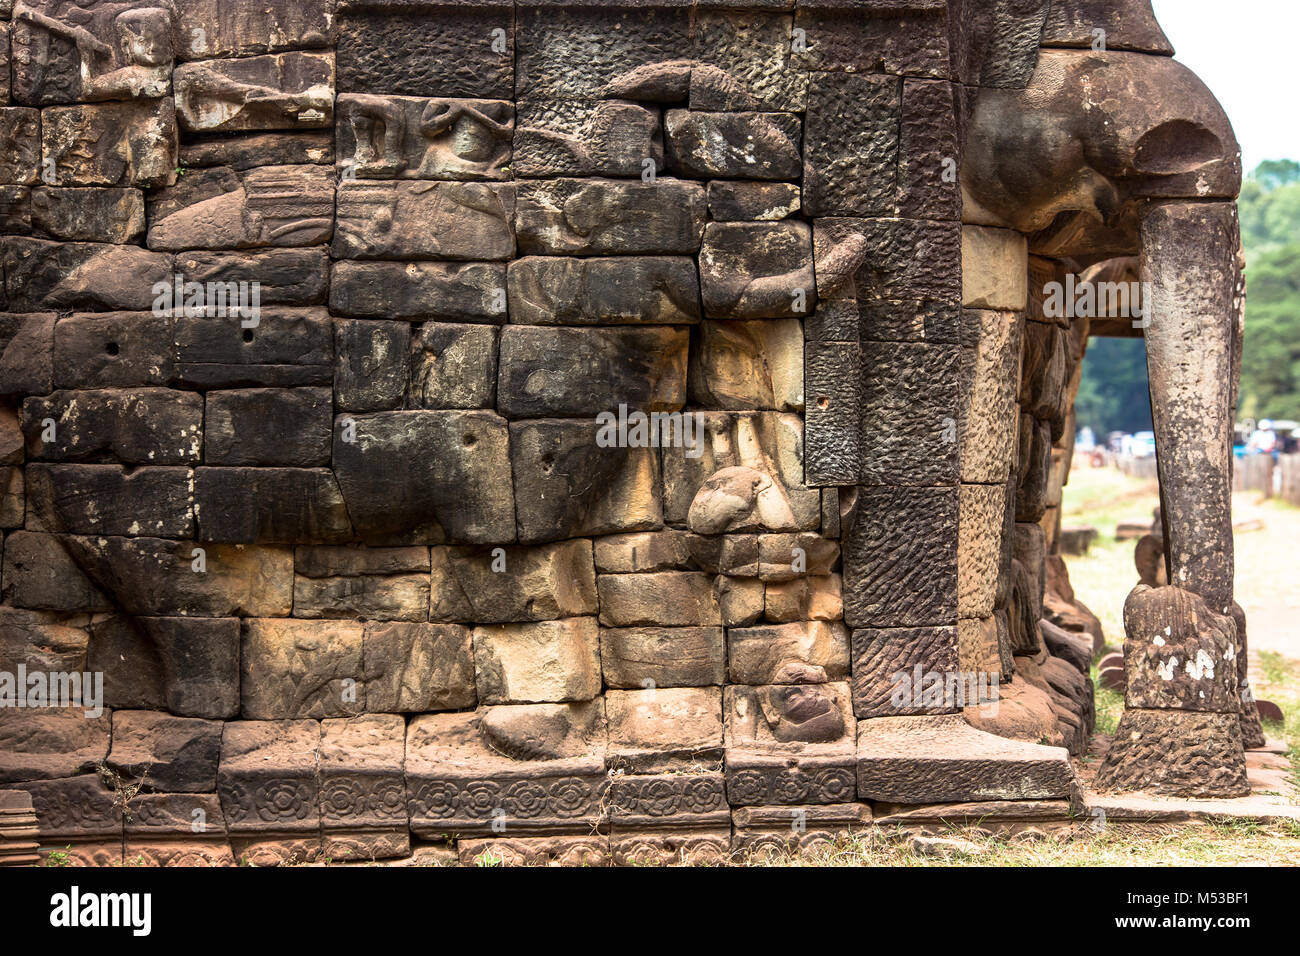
xmin=1138 ymin=200 xmax=1240 ymax=615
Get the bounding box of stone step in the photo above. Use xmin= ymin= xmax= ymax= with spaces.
xmin=857 ymin=715 xmax=1075 ymax=803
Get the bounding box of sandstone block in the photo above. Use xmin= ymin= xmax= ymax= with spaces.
xmin=473 ymin=617 xmax=601 ymax=705
xmin=600 ymin=626 xmax=726 ymax=689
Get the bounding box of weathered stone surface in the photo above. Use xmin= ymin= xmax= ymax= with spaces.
xmin=803 ymin=338 xmax=860 ymax=485
xmin=1120 ymin=585 xmax=1239 ymax=712
xmin=1097 ymin=709 xmax=1250 ymax=798
xmin=409 ymin=320 xmax=496 ymax=410
xmin=174 ymin=53 xmax=334 ymax=133
xmin=665 ymin=110 xmax=801 ymax=180
xmin=510 ymin=419 xmax=661 ymax=544
xmin=857 ymin=714 xmax=1074 ymax=802
xmin=515 ymin=178 xmax=705 ymax=255
xmin=601 ymin=626 xmax=726 ymax=690
xmin=338 ymin=6 xmax=513 ymax=99
xmin=804 ymin=73 xmax=899 ymax=217
xmin=606 ymin=687 xmax=724 ymax=772
xmin=960 ymin=310 xmax=1022 ymax=483
xmin=51 ymin=312 xmax=172 ymax=388
xmin=339 ymin=95 xmax=512 ymax=180
xmin=88 ymin=615 xmax=240 ymax=719
xmin=599 ymin=572 xmax=722 ymax=629
xmin=9 ymin=0 xmax=174 ymax=104
xmin=334 ymin=180 xmax=514 ymax=260
xmin=756 ymin=533 xmax=839 ymax=581
xmin=1040 ymin=618 xmax=1092 ymax=675
xmin=699 ymin=221 xmax=814 ymax=320
xmin=11 ymin=774 xmax=121 ymax=854
xmin=724 ymin=682 xmax=857 ymax=806
xmin=333 ymin=410 xmax=515 ymax=544
xmin=958 ymin=482 xmax=1005 ymax=620
xmin=717 ymin=576 xmax=765 ymax=628
xmin=498 ymin=326 xmax=687 ymax=418
xmin=406 ymin=704 xmax=607 ymax=836
xmin=1141 ymin=202 xmax=1238 ymax=612
xmin=732 ymin=803 xmax=873 ymax=857
xmin=1 ymin=532 xmax=110 ymax=611
xmin=514 ymin=98 xmax=660 ymax=178
xmin=363 ymin=621 xmax=475 ymax=713
xmin=692 ymin=11 xmax=807 ymax=112
xmin=473 ymin=617 xmax=601 ymax=705
xmin=764 ymin=575 xmax=842 ymax=623
xmin=3 ymin=239 xmax=173 ymax=312
xmin=332 ymin=320 xmax=409 ymax=412
xmin=42 ymin=100 xmax=177 ymax=188
xmin=107 ymin=711 xmax=222 ymax=793
xmin=242 ymin=618 xmax=364 ymax=718
xmin=516 ymin=5 xmax=686 ymax=101
xmin=26 ymin=464 xmax=193 ymax=537
xmin=148 ymin=165 xmax=334 ymax=250
xmin=218 ymin=719 xmax=321 ymax=837
xmin=459 ymin=834 xmax=612 ymax=867
xmin=64 ymin=536 xmax=293 ymax=617
xmin=175 ymin=308 xmax=332 ymax=387
xmin=181 ymin=131 xmax=334 ymax=171
xmin=962 ymin=226 xmax=1028 ymax=311
xmin=0 ymin=707 xmax=109 ymax=783
xmin=843 ymin=486 xmax=958 ymax=628
xmin=857 ymin=339 xmax=961 ymax=484
xmin=663 ymin=412 xmax=818 ymax=531
xmin=814 ymin=217 xmax=962 ymax=313
xmin=124 ymin=792 xmax=234 ymax=866
xmin=507 ymin=256 xmax=699 ymax=325
xmin=0 ymin=109 xmax=40 ymax=185
xmin=850 ymin=626 xmax=962 ymax=719
xmin=294 ymin=567 xmax=429 ymax=623
xmin=22 ymin=388 xmax=202 ymax=464
xmin=195 ymin=467 xmax=352 ymax=544
xmin=707 ymin=180 xmax=801 ymax=221
xmin=330 ymin=260 xmax=506 ymax=322
xmin=176 ymin=0 xmax=334 ymax=60
xmin=204 ymin=388 xmax=332 ymax=465
xmin=1015 ymin=416 xmax=1053 ymax=522
xmin=794 ymin=7 xmax=950 ymax=78
xmin=429 ymin=540 xmax=597 ymax=624
xmin=729 ymin=621 xmax=850 ymax=686
xmin=958 ymin=615 xmax=1003 ymax=677
xmin=1040 ymin=0 xmax=1172 ymax=54
xmin=0 ymin=606 xmax=88 ymax=675
xmin=899 ymin=78 xmax=961 ymax=220
xmin=594 ymin=530 xmax=692 ymax=574
xmin=319 ymin=713 xmax=408 ymax=860
xmin=175 ymin=249 xmax=329 ymax=305
xmin=31 ymin=188 xmax=145 ymax=243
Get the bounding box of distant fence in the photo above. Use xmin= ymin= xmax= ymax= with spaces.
xmin=1279 ymin=455 xmax=1300 ymax=505
xmin=1115 ymin=455 xmax=1158 ymax=479
xmin=1233 ymin=454 xmax=1300 ymax=505
xmin=1233 ymin=454 xmax=1273 ymax=494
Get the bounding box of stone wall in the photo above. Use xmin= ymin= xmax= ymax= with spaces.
xmin=0 ymin=0 xmax=1112 ymax=866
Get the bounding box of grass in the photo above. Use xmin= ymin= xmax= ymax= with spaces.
xmin=733 ymin=821 xmax=1300 ymax=866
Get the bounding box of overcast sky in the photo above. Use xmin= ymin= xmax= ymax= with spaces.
xmin=1151 ymin=0 xmax=1300 ymax=172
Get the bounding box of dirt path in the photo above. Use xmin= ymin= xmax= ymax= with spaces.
xmin=1232 ymin=492 xmax=1300 ymax=659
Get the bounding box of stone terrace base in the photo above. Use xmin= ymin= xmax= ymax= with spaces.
xmin=1077 ymin=741 xmax=1300 ymax=826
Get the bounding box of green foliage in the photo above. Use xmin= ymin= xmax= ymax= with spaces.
xmin=1074 ymin=337 xmax=1153 ymax=436
xmin=1238 ymin=162 xmax=1300 ymax=420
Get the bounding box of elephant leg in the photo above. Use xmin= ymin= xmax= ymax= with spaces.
xmin=1096 ymin=201 xmax=1249 ymax=797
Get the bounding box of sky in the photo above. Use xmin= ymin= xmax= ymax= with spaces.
xmin=1151 ymin=0 xmax=1300 ymax=172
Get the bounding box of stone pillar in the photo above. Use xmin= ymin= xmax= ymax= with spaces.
xmin=1097 ymin=201 xmax=1249 ymax=797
